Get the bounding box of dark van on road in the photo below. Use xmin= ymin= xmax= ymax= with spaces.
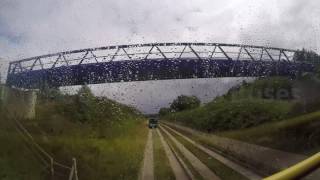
xmin=148 ymin=118 xmax=158 ymax=129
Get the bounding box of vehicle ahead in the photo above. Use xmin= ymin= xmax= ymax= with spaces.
xmin=148 ymin=118 xmax=158 ymax=129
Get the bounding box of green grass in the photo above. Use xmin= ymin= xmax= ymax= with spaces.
xmin=162 ymin=76 xmax=320 ymax=157
xmin=0 ymin=117 xmax=45 ymax=180
xmin=162 ymin=76 xmax=320 ymax=133
xmin=218 ymin=111 xmax=320 ymax=155
xmin=164 ymin=126 xmax=248 ymax=180
xmin=0 ymin=116 xmax=148 ymax=180
xmin=153 ymin=130 xmax=175 ymax=180
xmin=165 ymin=98 xmax=293 ymax=132
xmin=35 ymin=119 xmax=149 ymax=180
xmin=219 ymin=111 xmax=320 ymax=138
xmin=162 ymin=77 xmax=300 ymax=132
xmin=0 ymin=91 xmax=150 ymax=180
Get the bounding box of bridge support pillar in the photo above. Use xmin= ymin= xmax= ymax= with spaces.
xmin=0 ymin=85 xmax=37 ymax=119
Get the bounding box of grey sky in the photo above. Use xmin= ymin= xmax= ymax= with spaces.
xmin=60 ymin=78 xmax=254 ymax=114
xmin=0 ymin=0 xmax=319 ymax=113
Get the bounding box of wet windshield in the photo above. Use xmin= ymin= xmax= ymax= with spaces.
xmin=150 ymin=119 xmax=157 ymax=123
xmin=1 ymin=0 xmax=320 ymax=180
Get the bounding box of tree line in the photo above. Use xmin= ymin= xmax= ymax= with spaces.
xmin=159 ymin=95 xmax=201 ymax=116
xmin=294 ymin=49 xmax=320 ymax=64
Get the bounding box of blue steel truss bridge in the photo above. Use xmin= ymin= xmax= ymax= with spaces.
xmin=6 ymin=43 xmax=314 ymax=89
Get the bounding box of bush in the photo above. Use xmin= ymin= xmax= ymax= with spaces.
xmin=166 ymin=98 xmax=291 ymax=132
xmin=38 ymin=82 xmax=63 ymax=100
xmin=74 ymin=85 xmax=96 ymax=122
xmin=170 ymin=95 xmax=200 ymax=112
xmin=159 ymin=107 xmax=170 ymax=116
xmin=293 ymin=49 xmax=320 ymax=63
xmin=252 ymin=77 xmax=293 ymax=100
xmin=164 ymin=77 xmax=298 ymax=132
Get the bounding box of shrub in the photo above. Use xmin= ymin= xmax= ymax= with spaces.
xmin=159 ymin=107 xmax=170 ymax=116
xmin=170 ymin=95 xmax=200 ymax=112
xmin=167 ymin=98 xmax=290 ymax=132
xmin=164 ymin=77 xmax=297 ymax=132
xmin=252 ymin=77 xmax=293 ymax=100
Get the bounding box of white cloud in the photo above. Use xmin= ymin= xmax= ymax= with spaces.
xmin=0 ymin=0 xmax=319 ymax=112
xmin=1 ymin=0 xmax=319 ymax=60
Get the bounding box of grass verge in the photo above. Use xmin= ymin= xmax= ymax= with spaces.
xmin=0 ymin=118 xmax=45 ymax=180
xmin=37 ymin=119 xmax=149 ymax=180
xmin=218 ymin=111 xmax=320 ymax=155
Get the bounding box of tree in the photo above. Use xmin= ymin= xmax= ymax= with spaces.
xmin=293 ymin=49 xmax=320 ymax=64
xmin=170 ymin=95 xmax=200 ymax=112
xmin=75 ymin=84 xmax=96 ymax=122
xmin=77 ymin=84 xmax=94 ymax=98
xmin=38 ymin=82 xmax=63 ymax=100
xmin=159 ymin=107 xmax=170 ymax=116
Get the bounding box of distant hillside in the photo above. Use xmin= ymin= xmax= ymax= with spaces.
xmin=162 ymin=73 xmax=320 ymax=132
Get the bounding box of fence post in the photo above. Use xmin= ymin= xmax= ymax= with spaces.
xmin=73 ymin=158 xmax=79 ymax=180
xmin=68 ymin=166 xmax=74 ymax=180
xmin=68 ymin=158 xmax=78 ymax=180
xmin=50 ymin=157 xmax=54 ymax=179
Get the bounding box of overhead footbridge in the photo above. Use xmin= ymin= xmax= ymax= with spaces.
xmin=6 ymin=42 xmax=314 ymax=88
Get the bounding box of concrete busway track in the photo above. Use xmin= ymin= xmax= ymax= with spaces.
xmin=159 ymin=125 xmax=221 ymax=180
xmin=141 ymin=121 xmax=282 ymax=180
xmin=140 ymin=126 xmax=223 ymax=180
xmin=161 ymin=121 xmax=320 ymax=180
xmin=140 ymin=128 xmax=193 ymax=180
xmin=161 ymin=123 xmax=262 ymax=180
xmin=156 ymin=128 xmax=190 ymax=180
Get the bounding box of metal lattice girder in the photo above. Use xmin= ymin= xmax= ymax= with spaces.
xmin=8 ymin=42 xmax=299 ymax=75
xmin=7 ymin=58 xmax=314 ymax=89
xmin=7 ymin=42 xmax=313 ymax=89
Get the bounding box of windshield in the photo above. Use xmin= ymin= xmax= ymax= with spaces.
xmin=1 ymin=1 xmax=320 ymax=180
xmin=150 ymin=119 xmax=157 ymax=123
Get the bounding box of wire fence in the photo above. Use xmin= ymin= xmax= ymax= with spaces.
xmin=2 ymin=112 xmax=79 ymax=180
